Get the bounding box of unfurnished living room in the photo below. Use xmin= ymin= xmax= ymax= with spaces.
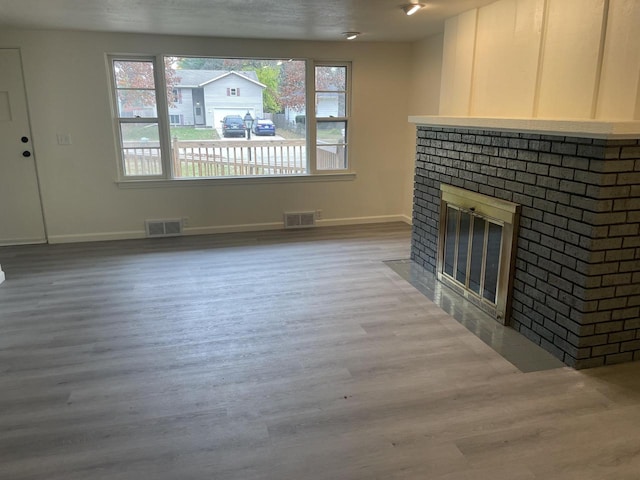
xmin=1 ymin=0 xmax=640 ymax=479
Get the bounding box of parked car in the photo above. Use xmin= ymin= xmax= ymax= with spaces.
xmin=221 ymin=115 xmax=246 ymax=138
xmin=253 ymin=119 xmax=276 ymax=136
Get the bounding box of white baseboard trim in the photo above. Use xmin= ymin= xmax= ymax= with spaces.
xmin=399 ymin=214 xmax=412 ymax=225
xmin=184 ymin=222 xmax=284 ymax=236
xmin=48 ymin=230 xmax=146 ymax=244
xmin=0 ymin=238 xmax=46 ymax=247
xmin=45 ymin=215 xmax=409 ymax=244
xmin=316 ymin=215 xmax=410 ymax=227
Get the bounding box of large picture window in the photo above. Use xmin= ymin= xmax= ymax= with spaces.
xmin=109 ymin=55 xmax=351 ymax=180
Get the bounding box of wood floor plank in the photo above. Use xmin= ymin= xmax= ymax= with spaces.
xmin=1 ymin=223 xmax=640 ymax=479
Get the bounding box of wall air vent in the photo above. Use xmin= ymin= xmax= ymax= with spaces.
xmin=283 ymin=211 xmax=316 ymax=229
xmin=145 ymin=219 xmax=184 ymax=238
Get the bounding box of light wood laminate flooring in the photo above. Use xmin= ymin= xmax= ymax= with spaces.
xmin=1 ymin=223 xmax=639 ymax=479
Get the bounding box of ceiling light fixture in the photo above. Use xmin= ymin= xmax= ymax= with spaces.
xmin=403 ymin=3 xmax=425 ymax=15
xmin=343 ymin=32 xmax=360 ymax=40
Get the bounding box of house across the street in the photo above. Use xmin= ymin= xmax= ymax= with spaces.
xmin=169 ymin=70 xmax=265 ymax=128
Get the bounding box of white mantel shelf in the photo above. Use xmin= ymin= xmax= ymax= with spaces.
xmin=408 ymin=116 xmax=640 ymax=139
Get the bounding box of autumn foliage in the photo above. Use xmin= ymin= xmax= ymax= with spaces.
xmin=115 ymin=57 xmax=345 ymax=115
xmin=113 ymin=58 xmax=181 ymax=110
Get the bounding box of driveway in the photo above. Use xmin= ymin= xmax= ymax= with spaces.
xmin=216 ymin=129 xmax=285 ymax=141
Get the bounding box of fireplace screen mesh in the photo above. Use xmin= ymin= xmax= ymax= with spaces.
xmin=442 ymin=206 xmax=502 ymax=305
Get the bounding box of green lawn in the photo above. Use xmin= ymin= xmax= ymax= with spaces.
xmin=276 ymin=128 xmax=305 ymax=140
xmin=170 ymin=126 xmax=221 ymax=141
xmin=125 ymin=124 xmax=307 ymax=142
xmin=171 ymin=126 xmax=303 ymax=141
xmin=121 ymin=124 xmax=220 ymax=142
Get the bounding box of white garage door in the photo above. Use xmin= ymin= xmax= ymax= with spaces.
xmin=212 ymin=108 xmax=255 ymax=128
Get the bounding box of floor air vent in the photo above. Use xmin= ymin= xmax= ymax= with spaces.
xmin=284 ymin=211 xmax=316 ymax=229
xmin=145 ymin=219 xmax=184 ymax=238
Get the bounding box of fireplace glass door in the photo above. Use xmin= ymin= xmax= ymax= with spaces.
xmin=442 ymin=206 xmax=502 ymax=305
xmin=438 ymin=185 xmax=519 ymax=325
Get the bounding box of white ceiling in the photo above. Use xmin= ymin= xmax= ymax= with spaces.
xmin=0 ymin=0 xmax=497 ymax=42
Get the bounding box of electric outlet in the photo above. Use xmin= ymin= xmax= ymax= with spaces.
xmin=315 ymin=209 xmax=323 ymax=220
xmin=183 ymin=217 xmax=189 ymax=227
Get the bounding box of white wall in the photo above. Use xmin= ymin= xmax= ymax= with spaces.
xmin=0 ymin=29 xmax=415 ymax=242
xmin=596 ymin=0 xmax=640 ymax=119
xmin=409 ymin=33 xmax=443 ymax=116
xmin=439 ymin=9 xmax=478 ymax=116
xmin=471 ymin=0 xmax=544 ymax=117
xmin=536 ymin=0 xmax=606 ymax=118
xmin=439 ymin=0 xmax=640 ymax=120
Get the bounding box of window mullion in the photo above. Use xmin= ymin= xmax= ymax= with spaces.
xmin=118 ymin=117 xmax=159 ymax=123
xmin=307 ymin=59 xmax=317 ymax=174
xmin=117 ymin=87 xmax=157 ymax=92
xmin=317 ymin=117 xmax=348 ymax=122
xmin=155 ymin=56 xmax=172 ymax=180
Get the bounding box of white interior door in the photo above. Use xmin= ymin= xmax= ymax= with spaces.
xmin=0 ymin=49 xmax=46 ymax=246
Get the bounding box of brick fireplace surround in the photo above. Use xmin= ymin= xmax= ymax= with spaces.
xmin=409 ymin=117 xmax=640 ymax=369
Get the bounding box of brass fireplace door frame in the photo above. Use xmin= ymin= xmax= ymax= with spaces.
xmin=437 ymin=184 xmax=520 ymax=325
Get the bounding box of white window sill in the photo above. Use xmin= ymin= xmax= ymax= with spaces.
xmin=116 ymin=172 xmax=356 ymax=188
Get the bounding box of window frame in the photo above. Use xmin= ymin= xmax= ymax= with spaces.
xmin=108 ymin=55 xmax=172 ymax=180
xmin=108 ymin=54 xmax=353 ymax=183
xmin=312 ymin=61 xmax=351 ymax=174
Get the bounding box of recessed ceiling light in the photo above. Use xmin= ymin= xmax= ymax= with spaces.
xmin=343 ymin=32 xmax=360 ymax=40
xmin=403 ymin=4 xmax=425 ymax=15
